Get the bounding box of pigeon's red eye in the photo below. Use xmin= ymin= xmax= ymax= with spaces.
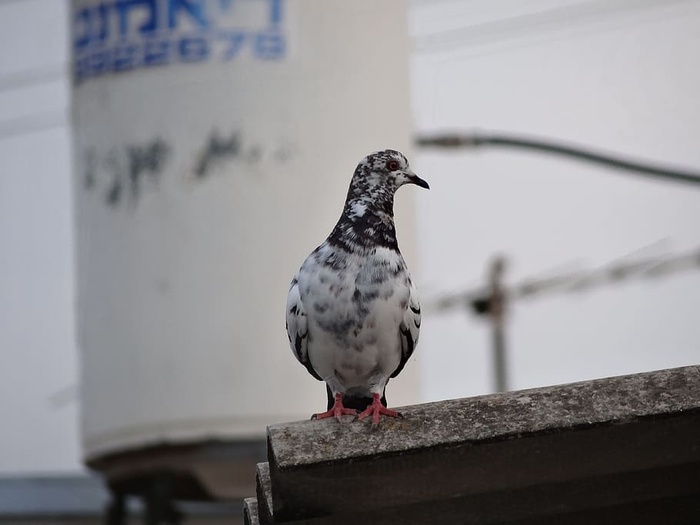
xmin=386 ymin=160 xmax=400 ymax=171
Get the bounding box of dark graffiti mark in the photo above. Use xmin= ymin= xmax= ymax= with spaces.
xmin=126 ymin=139 xmax=170 ymax=201
xmin=107 ymin=139 xmax=170 ymax=207
xmin=82 ymin=138 xmax=171 ymax=209
xmin=194 ymin=130 xmax=241 ymax=178
xmin=104 ymin=151 xmax=123 ymax=207
xmin=83 ymin=130 xmax=296 ymax=210
xmin=192 ymin=131 xmax=297 ymax=179
xmin=105 ymin=175 xmax=121 ymax=206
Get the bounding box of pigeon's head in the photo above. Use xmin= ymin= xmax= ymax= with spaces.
xmin=352 ymin=150 xmax=430 ymax=196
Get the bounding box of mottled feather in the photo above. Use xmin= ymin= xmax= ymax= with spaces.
xmin=285 ymin=149 xmax=428 ymax=415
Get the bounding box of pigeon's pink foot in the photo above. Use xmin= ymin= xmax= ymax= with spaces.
xmin=357 ymin=393 xmax=403 ymax=425
xmin=311 ymin=393 xmax=357 ymax=421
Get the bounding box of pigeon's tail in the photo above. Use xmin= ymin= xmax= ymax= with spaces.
xmin=325 ymin=385 xmax=387 ymax=411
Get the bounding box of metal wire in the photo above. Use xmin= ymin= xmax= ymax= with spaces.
xmin=429 ymin=246 xmax=700 ymax=313
xmin=416 ymin=130 xmax=700 ymax=187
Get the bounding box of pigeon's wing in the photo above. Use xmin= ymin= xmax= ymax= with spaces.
xmin=285 ymin=276 xmax=322 ymax=381
xmin=391 ymin=279 xmax=421 ymax=378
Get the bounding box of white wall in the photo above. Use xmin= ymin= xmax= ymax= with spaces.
xmin=411 ymin=0 xmax=700 ymax=400
xmin=0 ymin=0 xmax=81 ymax=473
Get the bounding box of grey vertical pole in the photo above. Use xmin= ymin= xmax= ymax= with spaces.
xmin=489 ymin=257 xmax=508 ymax=392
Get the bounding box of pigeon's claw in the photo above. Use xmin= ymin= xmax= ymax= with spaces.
xmin=357 ymin=393 xmax=403 ymax=426
xmin=311 ymin=393 xmax=357 ymax=421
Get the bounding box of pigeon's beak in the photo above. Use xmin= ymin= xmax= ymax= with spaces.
xmin=406 ymin=170 xmax=430 ymax=190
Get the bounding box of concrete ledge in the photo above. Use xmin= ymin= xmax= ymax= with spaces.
xmin=243 ymin=497 xmax=259 ymax=525
xmin=262 ymin=365 xmax=700 ymax=523
xmin=255 ymin=462 xmax=274 ymax=524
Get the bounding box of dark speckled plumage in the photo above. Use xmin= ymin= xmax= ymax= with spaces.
xmin=285 ymin=150 xmax=428 ymax=416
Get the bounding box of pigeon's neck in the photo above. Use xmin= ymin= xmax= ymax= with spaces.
xmin=328 ymin=192 xmax=399 ymax=252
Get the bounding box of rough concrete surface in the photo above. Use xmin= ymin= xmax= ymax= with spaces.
xmin=256 ymin=366 xmax=700 ymax=523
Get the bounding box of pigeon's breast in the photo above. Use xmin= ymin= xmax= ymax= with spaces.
xmin=301 ymin=243 xmax=408 ymax=331
xmin=299 ymin=244 xmax=411 ymax=390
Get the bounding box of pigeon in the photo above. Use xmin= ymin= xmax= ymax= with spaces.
xmin=285 ymin=150 xmax=429 ymax=425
